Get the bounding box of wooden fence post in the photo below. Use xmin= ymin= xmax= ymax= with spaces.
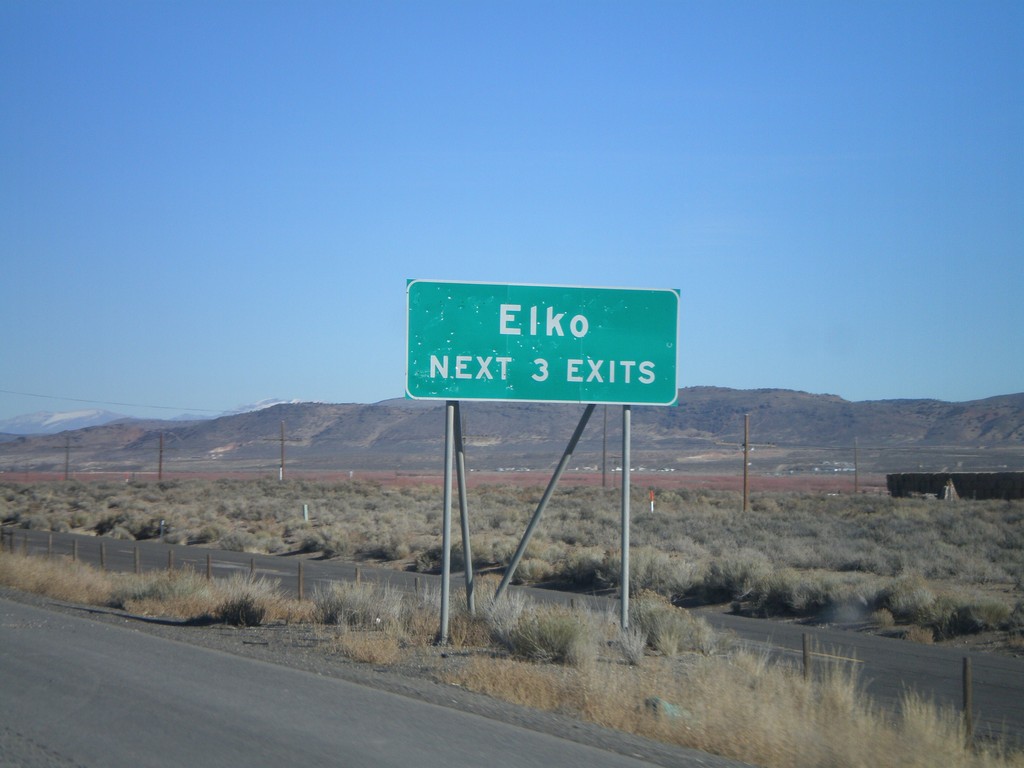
xmin=803 ymin=633 xmax=811 ymax=682
xmin=963 ymin=657 xmax=974 ymax=745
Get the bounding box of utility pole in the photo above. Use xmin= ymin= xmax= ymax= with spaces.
xmin=279 ymin=421 xmax=285 ymax=482
xmin=158 ymin=432 xmax=164 ymax=482
xmin=742 ymin=414 xmax=750 ymax=512
xmin=64 ymin=436 xmax=70 ymax=481
xmin=262 ymin=421 xmax=299 ymax=480
xmin=854 ymin=437 xmax=859 ymax=494
xmin=601 ymin=405 xmax=608 ymax=488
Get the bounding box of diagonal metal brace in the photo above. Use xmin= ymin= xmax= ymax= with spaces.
xmin=453 ymin=402 xmax=474 ymax=614
xmin=493 ymin=404 xmax=596 ymax=601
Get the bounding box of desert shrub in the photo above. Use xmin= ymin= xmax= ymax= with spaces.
xmin=191 ymin=524 xmax=223 ymax=544
xmin=95 ymin=511 xmax=160 ymax=540
xmin=513 ymin=557 xmax=552 ymax=584
xmin=314 ymin=581 xmax=368 ymax=626
xmin=313 ymin=581 xmax=406 ymax=632
xmin=359 ymin=531 xmax=412 ymax=561
xmin=872 ymin=608 xmax=896 ymax=628
xmin=216 ymin=575 xmax=275 ymax=627
xmin=19 ymin=514 xmax=53 ymax=531
xmin=1009 ymin=601 xmax=1024 ymax=639
xmin=297 ymin=531 xmax=326 ymax=554
xmin=447 ymin=608 xmax=493 ymax=648
xmin=618 ymin=624 xmax=648 ymax=666
xmin=904 ymin=625 xmax=935 ymax=644
xmin=474 ymin=535 xmax=518 ymax=566
xmin=630 ymin=591 xmax=719 ymax=657
xmin=555 ymin=547 xmax=604 ymax=588
xmin=257 ymin=535 xmax=286 ymax=554
xmin=593 ymin=548 xmax=695 ymax=597
xmin=746 ymin=568 xmax=808 ymax=616
xmin=878 ymin=575 xmax=936 ymax=624
xmin=506 ymin=604 xmax=598 ymax=668
xmin=110 ymin=569 xmax=212 ymax=609
xmin=413 ymin=543 xmax=443 ymax=573
xmin=928 ymin=596 xmax=1011 ymax=640
xmin=746 ymin=569 xmax=878 ymax=622
xmin=413 ymin=541 xmax=475 ymax=574
xmin=164 ymin=530 xmax=190 ymax=546
xmin=699 ymin=549 xmax=773 ymax=603
xmin=402 ymin=599 xmax=440 ymax=644
xmin=961 ymin=598 xmax=1012 ymax=631
xmin=219 ymin=531 xmax=262 ymax=552
xmin=481 ymin=588 xmax=527 ymax=647
xmin=108 ymin=525 xmax=136 ymax=541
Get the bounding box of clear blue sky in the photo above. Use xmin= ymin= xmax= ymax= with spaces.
xmin=2 ymin=0 xmax=1021 ymax=420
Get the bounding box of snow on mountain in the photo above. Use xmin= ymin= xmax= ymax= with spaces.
xmin=0 ymin=399 xmax=315 ymax=435
xmin=0 ymin=409 xmax=130 ymax=435
xmin=220 ymin=399 xmax=306 ymax=416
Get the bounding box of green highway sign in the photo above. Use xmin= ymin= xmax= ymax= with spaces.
xmin=406 ymin=280 xmax=679 ymax=405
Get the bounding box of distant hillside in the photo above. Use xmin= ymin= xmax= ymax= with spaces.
xmin=0 ymin=388 xmax=1021 ymax=476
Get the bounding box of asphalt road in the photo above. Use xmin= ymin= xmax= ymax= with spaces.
xmin=6 ymin=528 xmax=1024 ymax=746
xmin=1 ymin=597 xmax=744 ymax=768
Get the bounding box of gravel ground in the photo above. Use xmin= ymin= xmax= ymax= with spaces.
xmin=0 ymin=587 xmax=749 ymax=768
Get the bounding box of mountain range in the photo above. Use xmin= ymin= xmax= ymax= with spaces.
xmin=0 ymin=399 xmax=305 ymax=436
xmin=1 ymin=388 xmax=1021 ymax=477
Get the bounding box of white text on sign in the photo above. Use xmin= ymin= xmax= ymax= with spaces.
xmin=429 ymin=355 xmax=656 ymax=384
xmin=499 ymin=304 xmax=589 ymax=338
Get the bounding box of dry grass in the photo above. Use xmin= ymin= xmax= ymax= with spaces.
xmin=0 ymin=550 xmax=113 ymax=605
xmin=904 ymin=625 xmax=936 ymax=644
xmin=445 ymin=650 xmax=1024 ymax=768
xmin=330 ymin=629 xmax=405 ymax=665
xmin=2 ymin=546 xmax=1023 ymax=767
xmin=313 ymin=581 xmax=405 ymax=629
xmin=449 ymin=656 xmax=592 ymax=713
xmin=446 ymin=610 xmax=493 ymax=648
xmin=630 ymin=591 xmax=722 ymax=657
xmin=0 ymin=549 xmax=312 ymax=625
xmin=112 ymin=569 xmax=218 ymax=618
xmin=506 ymin=604 xmax=599 ymax=668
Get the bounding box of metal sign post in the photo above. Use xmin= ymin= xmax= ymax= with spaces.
xmin=621 ymin=404 xmax=631 ymax=629
xmin=439 ymin=402 xmax=454 ymax=644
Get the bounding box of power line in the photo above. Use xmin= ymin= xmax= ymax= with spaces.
xmin=0 ymin=388 xmax=222 ymax=413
